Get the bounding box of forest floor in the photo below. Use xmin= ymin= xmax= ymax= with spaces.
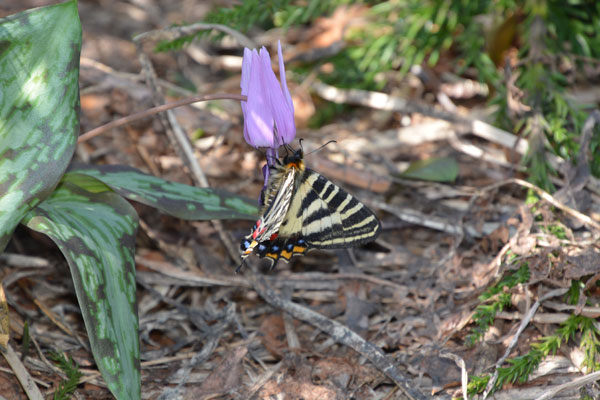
xmin=1 ymin=1 xmax=599 ymax=399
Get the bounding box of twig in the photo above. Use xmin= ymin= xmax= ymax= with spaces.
xmin=373 ymin=200 xmax=500 ymax=238
xmin=0 ymin=254 xmax=50 ymax=268
xmin=440 ymin=351 xmax=468 ymax=400
xmin=496 ymin=311 xmax=572 ymax=324
xmin=242 ymin=267 xmax=427 ymax=400
xmin=133 ymin=38 xmax=240 ymax=263
xmin=483 ymin=288 xmax=569 ymax=398
xmin=81 ymin=57 xmax=198 ymax=97
xmin=310 ymin=81 xmax=569 ymax=170
xmin=534 ymin=370 xmax=600 ymax=400
xmin=479 ymin=178 xmax=600 ymax=232
xmin=133 ymin=22 xmax=257 ymax=49
xmin=157 ymin=334 xmax=221 ymax=400
xmin=0 ymin=343 xmax=44 ymax=400
xmin=77 ymin=93 xmax=245 ymax=143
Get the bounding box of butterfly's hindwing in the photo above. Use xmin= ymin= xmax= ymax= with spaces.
xmin=255 ymin=237 xmax=308 ymax=264
xmin=278 ymin=169 xmax=381 ymax=249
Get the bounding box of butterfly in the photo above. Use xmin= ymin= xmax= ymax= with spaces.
xmin=239 ymin=146 xmax=381 ymax=270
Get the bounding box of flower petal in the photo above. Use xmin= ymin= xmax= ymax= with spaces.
xmin=241 ymin=48 xmax=252 ymax=144
xmin=245 ymin=49 xmax=275 ymax=147
xmin=241 ymin=47 xmax=252 ymax=96
xmin=259 ymin=47 xmax=295 ymax=146
xmin=278 ymin=41 xmax=294 ymax=116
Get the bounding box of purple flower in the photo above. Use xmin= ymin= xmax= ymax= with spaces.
xmin=241 ymin=41 xmax=295 ymax=203
xmin=240 ymin=41 xmax=296 ymax=150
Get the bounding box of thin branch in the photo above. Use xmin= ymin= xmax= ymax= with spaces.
xmin=0 ymin=344 xmax=44 ymax=400
xmin=483 ymin=288 xmax=569 ymax=399
xmin=480 ymin=178 xmax=600 ymax=232
xmin=78 ymin=93 xmax=246 ymax=143
xmin=133 ymin=38 xmax=241 ymax=263
xmin=133 ymin=22 xmax=257 ymax=49
xmin=243 ymin=267 xmax=427 ymax=400
xmin=534 ymin=370 xmax=600 ymax=400
xmin=440 ymin=351 xmax=468 ymax=400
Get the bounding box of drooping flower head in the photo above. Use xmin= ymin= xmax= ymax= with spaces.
xmin=240 ymin=41 xmax=296 ymax=191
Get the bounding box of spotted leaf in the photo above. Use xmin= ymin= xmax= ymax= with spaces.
xmin=22 ymin=176 xmax=140 ymax=400
xmin=0 ymin=0 xmax=81 ymax=252
xmin=67 ymin=163 xmax=258 ymax=220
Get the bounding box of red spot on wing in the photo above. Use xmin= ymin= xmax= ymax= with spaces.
xmin=252 ymin=219 xmax=263 ymax=239
xmin=269 ymin=233 xmax=278 ymax=240
xmin=252 ymin=224 xmax=268 ymax=240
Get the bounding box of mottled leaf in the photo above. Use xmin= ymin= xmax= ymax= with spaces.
xmin=399 ymin=157 xmax=459 ymax=182
xmin=68 ymin=163 xmax=258 ymax=220
xmin=0 ymin=1 xmax=81 ymax=252
xmin=22 ymin=176 xmax=140 ymax=400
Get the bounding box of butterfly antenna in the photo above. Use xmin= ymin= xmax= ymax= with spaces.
xmin=235 ymin=258 xmax=247 ymax=273
xmin=306 ymin=140 xmax=337 ymax=155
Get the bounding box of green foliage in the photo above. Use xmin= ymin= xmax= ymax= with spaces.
xmin=0 ymin=0 xmax=81 ymax=252
xmin=23 ymin=176 xmax=141 ymax=400
xmin=67 ymin=164 xmax=258 ymax=220
xmin=0 ymin=3 xmax=260 ymax=400
xmin=466 ymin=264 xmax=530 ymax=345
xmin=565 ymin=279 xmax=583 ymax=305
xmin=491 ymin=2 xmax=599 ymax=190
xmin=589 ymin=124 xmax=600 ymax=177
xmin=466 ymin=374 xmax=490 ymax=396
xmin=174 ymin=0 xmax=600 ymax=188
xmin=469 ymin=314 xmax=600 ymax=395
xmin=155 ymin=0 xmax=347 ymax=52
xmin=49 ymin=352 xmax=83 ymax=400
xmin=480 ymin=264 xmax=531 ymax=301
xmin=542 ymin=222 xmax=568 ymax=240
xmin=399 ymin=157 xmax=459 ymax=183
xmin=578 ymin=315 xmax=600 ymax=371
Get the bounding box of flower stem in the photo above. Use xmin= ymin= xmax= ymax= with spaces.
xmin=78 ymin=93 xmax=247 ymax=143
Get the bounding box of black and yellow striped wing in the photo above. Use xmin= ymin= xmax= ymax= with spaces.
xmin=278 ymin=169 xmax=380 ymax=248
xmin=240 ymin=149 xmax=381 ymax=268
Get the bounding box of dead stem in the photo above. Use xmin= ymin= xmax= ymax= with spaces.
xmin=78 ymin=93 xmax=246 ymax=143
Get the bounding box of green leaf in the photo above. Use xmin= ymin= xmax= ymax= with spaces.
xmin=67 ymin=163 xmax=258 ymax=220
xmin=22 ymin=176 xmax=140 ymax=400
xmin=0 ymin=1 xmax=81 ymax=252
xmin=399 ymin=157 xmax=459 ymax=182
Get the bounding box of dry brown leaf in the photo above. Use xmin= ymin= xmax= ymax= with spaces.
xmin=301 ymin=5 xmax=367 ymax=48
xmin=259 ymin=315 xmax=287 ymax=359
xmin=565 ymin=248 xmax=600 ymax=279
xmin=311 ymin=357 xmax=354 ymax=391
xmin=411 ymin=353 xmax=461 ymax=394
xmin=185 ymin=346 xmax=247 ymax=399
xmin=257 ymin=355 xmax=344 ymax=400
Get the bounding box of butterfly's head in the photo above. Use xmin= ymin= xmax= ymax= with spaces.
xmin=282 ymin=148 xmax=304 ymax=171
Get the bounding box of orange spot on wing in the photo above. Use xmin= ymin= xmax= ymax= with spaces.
xmin=292 ymin=246 xmax=306 ymax=254
xmin=280 ymin=250 xmax=292 ymax=260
